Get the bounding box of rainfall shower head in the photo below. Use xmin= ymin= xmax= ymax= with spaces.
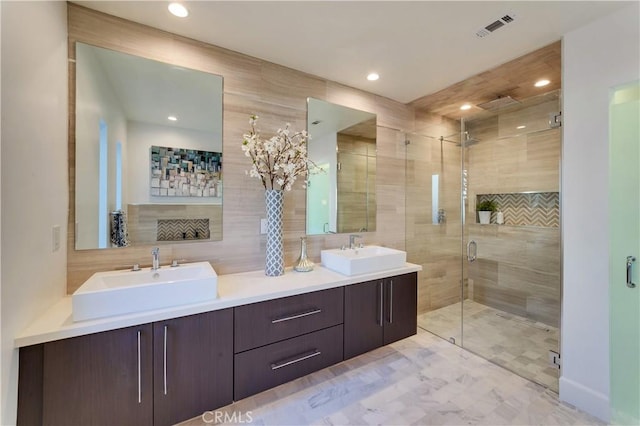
xmin=476 ymin=95 xmax=520 ymax=111
xmin=456 ymin=132 xmax=480 ymax=147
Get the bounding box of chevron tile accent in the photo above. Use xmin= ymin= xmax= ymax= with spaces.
xmin=157 ymin=219 xmax=210 ymax=241
xmin=477 ymin=192 xmax=559 ymax=227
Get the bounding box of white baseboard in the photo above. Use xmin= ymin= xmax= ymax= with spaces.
xmin=559 ymin=376 xmax=610 ymax=422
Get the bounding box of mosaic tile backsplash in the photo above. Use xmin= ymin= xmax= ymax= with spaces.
xmin=476 ymin=192 xmax=559 ymax=227
xmin=157 ymin=219 xmax=211 ymax=241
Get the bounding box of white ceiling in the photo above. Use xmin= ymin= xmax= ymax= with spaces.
xmin=75 ymin=1 xmax=632 ymax=104
xmin=80 ymin=42 xmax=223 ymax=134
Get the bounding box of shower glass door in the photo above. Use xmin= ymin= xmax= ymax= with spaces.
xmin=407 ymin=92 xmax=562 ymax=393
xmin=461 ymin=92 xmax=562 ymax=392
xmin=406 ymin=130 xmax=463 ymax=346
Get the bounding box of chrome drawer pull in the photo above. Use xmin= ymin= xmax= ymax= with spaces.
xmin=389 ymin=280 xmax=394 ymax=324
xmin=271 ymin=308 xmax=322 ymax=324
xmin=270 ymin=349 xmax=321 ymax=370
xmin=379 ymin=281 xmax=383 ymax=327
xmin=163 ymin=325 xmax=168 ymax=395
xmin=137 ymin=330 xmax=142 ymax=404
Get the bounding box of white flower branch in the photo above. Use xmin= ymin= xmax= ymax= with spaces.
xmin=242 ymin=115 xmax=321 ymax=191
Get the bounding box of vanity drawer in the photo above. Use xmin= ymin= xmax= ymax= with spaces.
xmin=234 ymin=287 xmax=343 ymax=353
xmin=234 ymin=325 xmax=343 ymax=400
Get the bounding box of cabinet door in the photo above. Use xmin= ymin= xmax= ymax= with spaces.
xmin=344 ymin=279 xmax=384 ymax=359
xmin=43 ymin=324 xmax=153 ymax=426
xmin=383 ymin=273 xmax=418 ymax=345
xmin=153 ymin=309 xmax=233 ymax=426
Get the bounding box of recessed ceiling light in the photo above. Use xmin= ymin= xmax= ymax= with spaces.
xmin=168 ymin=116 xmax=178 ymax=121
xmin=517 ymin=125 xmax=526 ymax=129
xmin=534 ymin=79 xmax=550 ymax=87
xmin=168 ymin=2 xmax=189 ymax=18
xmin=367 ymin=73 xmax=379 ymax=81
xmin=460 ymin=104 xmax=472 ymax=111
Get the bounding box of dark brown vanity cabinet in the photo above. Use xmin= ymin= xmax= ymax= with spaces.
xmin=344 ymin=272 xmax=417 ymax=359
xmin=233 ymin=287 xmax=344 ymax=400
xmin=39 ymin=324 xmax=154 ymax=426
xmin=152 ymin=309 xmax=233 ymax=426
xmin=18 ymin=272 xmax=418 ymax=425
xmin=18 ymin=310 xmax=233 ymax=426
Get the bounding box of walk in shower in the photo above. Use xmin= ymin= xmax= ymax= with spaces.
xmin=406 ymin=91 xmax=562 ymax=391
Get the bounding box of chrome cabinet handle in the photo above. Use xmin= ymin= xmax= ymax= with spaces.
xmin=627 ymin=256 xmax=637 ymax=288
xmin=379 ymin=281 xmax=384 ymax=327
xmin=467 ymin=240 xmax=477 ymax=262
xmin=270 ymin=349 xmax=321 ymax=370
xmin=137 ymin=330 xmax=142 ymax=404
xmin=271 ymin=308 xmax=322 ymax=324
xmin=163 ymin=325 xmax=168 ymax=395
xmin=389 ymin=280 xmax=394 ymax=324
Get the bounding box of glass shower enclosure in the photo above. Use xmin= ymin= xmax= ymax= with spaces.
xmin=407 ymin=91 xmax=562 ymax=392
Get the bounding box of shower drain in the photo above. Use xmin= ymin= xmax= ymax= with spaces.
xmin=495 ymin=311 xmax=551 ymax=332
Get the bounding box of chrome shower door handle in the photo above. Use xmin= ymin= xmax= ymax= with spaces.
xmin=467 ymin=240 xmax=477 ymax=262
xmin=626 ymin=256 xmax=636 ymax=288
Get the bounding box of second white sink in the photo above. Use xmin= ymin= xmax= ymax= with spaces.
xmin=321 ymin=245 xmax=407 ymax=276
xmin=72 ymin=262 xmax=218 ymax=322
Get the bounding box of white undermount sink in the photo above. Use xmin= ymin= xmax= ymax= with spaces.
xmin=72 ymin=262 xmax=218 ymax=322
xmin=321 ymin=245 xmax=407 ymax=276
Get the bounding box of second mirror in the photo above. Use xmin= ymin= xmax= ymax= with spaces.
xmin=306 ymin=98 xmax=377 ymax=235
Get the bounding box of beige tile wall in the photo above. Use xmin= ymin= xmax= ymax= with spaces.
xmin=67 ymin=5 xmax=414 ymax=293
xmin=464 ymin=98 xmax=561 ymax=326
xmin=404 ymin=117 xmax=463 ymax=315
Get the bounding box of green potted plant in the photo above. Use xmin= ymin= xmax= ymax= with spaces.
xmin=476 ymin=199 xmax=498 ymax=224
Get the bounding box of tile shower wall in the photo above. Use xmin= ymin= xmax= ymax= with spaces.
xmin=465 ymin=97 xmax=561 ymax=327
xmin=404 ymin=116 xmax=463 ymax=315
xmin=67 ymin=5 xmax=415 ymax=292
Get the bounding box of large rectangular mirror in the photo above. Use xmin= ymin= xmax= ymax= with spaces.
xmin=75 ymin=43 xmax=223 ymax=250
xmin=306 ymin=98 xmax=376 ymax=235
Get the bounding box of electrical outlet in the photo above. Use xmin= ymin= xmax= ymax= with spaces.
xmin=260 ymin=218 xmax=267 ymax=234
xmin=52 ymin=225 xmax=61 ymax=252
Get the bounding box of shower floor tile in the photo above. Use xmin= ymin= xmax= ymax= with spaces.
xmin=417 ymin=300 xmax=560 ymax=392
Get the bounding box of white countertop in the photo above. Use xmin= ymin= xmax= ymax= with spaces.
xmin=15 ymin=263 xmax=421 ymax=348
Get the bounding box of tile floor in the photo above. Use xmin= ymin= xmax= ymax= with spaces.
xmin=417 ymin=300 xmax=560 ymax=392
xmin=180 ymin=330 xmax=602 ymax=426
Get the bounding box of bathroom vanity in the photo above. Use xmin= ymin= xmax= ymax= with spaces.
xmin=15 ymin=265 xmax=419 ymax=426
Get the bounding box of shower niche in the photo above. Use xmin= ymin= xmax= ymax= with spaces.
xmin=475 ymin=192 xmax=559 ymax=227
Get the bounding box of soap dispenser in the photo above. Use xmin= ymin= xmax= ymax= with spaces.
xmin=496 ymin=210 xmax=504 ymax=225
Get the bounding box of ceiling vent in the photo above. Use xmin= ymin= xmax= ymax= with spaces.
xmin=476 ymin=13 xmax=517 ymax=38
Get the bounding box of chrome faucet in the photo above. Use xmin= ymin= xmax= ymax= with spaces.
xmin=151 ymin=247 xmax=160 ymax=270
xmin=349 ymin=234 xmax=362 ymax=250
